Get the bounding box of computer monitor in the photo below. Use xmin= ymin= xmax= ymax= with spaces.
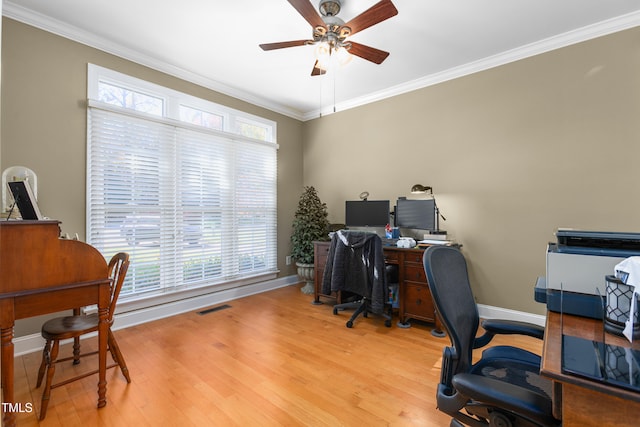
xmin=395 ymin=198 xmax=436 ymax=231
xmin=345 ymin=200 xmax=390 ymax=227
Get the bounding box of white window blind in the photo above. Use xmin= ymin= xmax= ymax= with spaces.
xmin=87 ymin=103 xmax=277 ymax=300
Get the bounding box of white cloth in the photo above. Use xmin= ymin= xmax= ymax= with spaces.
xmin=614 ymin=257 xmax=640 ymax=342
xmin=396 ymin=237 xmax=416 ymax=248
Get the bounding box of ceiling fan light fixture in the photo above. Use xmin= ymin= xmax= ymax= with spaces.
xmin=315 ymin=42 xmax=352 ymax=71
xmin=315 ymin=42 xmax=331 ymax=70
xmin=334 ymin=45 xmax=352 ymax=67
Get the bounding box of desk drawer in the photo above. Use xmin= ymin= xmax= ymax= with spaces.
xmin=404 ymin=264 xmax=426 ymax=282
xmin=404 ymin=251 xmax=424 ymax=264
xmin=403 ymin=282 xmax=435 ymax=322
xmin=384 ymin=250 xmax=400 ymax=263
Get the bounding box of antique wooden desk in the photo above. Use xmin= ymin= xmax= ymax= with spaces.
xmin=0 ymin=221 xmax=110 ymax=427
xmin=313 ymin=241 xmax=443 ymax=334
xmin=541 ymin=310 xmax=640 ymax=426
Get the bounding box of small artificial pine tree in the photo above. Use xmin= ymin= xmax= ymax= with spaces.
xmin=291 ymin=186 xmax=330 ymax=264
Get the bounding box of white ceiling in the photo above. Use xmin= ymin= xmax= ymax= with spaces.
xmin=4 ymin=1 xmax=640 ymax=121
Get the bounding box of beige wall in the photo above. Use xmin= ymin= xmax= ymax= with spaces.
xmin=3 ymin=16 xmax=640 ymax=329
xmin=1 ymin=18 xmax=303 ymax=335
xmin=304 ymin=26 xmax=640 ymax=315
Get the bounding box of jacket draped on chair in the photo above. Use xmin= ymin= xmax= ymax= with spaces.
xmin=321 ymin=230 xmax=387 ymax=314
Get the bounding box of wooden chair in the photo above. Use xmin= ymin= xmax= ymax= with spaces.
xmin=36 ymin=252 xmax=131 ymax=420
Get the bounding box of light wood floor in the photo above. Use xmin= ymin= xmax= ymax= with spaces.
xmin=9 ymin=284 xmax=542 ymax=426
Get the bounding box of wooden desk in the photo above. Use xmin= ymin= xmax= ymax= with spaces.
xmin=0 ymin=221 xmax=110 ymax=427
xmin=313 ymin=241 xmax=443 ymax=333
xmin=541 ymin=311 xmax=640 ymax=426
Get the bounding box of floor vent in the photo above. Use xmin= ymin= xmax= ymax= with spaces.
xmin=197 ymin=304 xmax=231 ymax=315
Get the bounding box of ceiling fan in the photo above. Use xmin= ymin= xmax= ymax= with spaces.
xmin=259 ymin=0 xmax=398 ymax=76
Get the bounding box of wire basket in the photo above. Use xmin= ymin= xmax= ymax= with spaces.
xmin=604 ymin=275 xmax=640 ymax=339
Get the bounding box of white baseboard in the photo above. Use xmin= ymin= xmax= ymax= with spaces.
xmin=478 ymin=303 xmax=546 ymax=327
xmin=13 ymin=274 xmax=299 ymax=356
xmin=12 ymin=277 xmax=544 ymax=356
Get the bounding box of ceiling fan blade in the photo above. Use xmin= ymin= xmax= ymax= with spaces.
xmin=260 ymin=40 xmax=311 ymax=51
xmin=343 ymin=0 xmax=398 ymax=36
xmin=348 ymin=41 xmax=390 ymax=64
xmin=311 ymin=61 xmax=327 ymax=76
xmin=287 ymin=0 xmax=325 ymax=28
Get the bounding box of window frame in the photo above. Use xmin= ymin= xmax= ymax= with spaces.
xmin=88 ymin=64 xmax=276 ymax=142
xmin=86 ymin=64 xmax=279 ymax=307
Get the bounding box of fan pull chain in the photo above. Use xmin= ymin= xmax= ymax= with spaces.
xmin=319 ymin=70 xmax=323 ymax=118
xmin=333 ymin=70 xmax=337 ymax=113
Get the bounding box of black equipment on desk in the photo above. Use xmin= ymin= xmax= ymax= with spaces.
xmin=395 ymin=198 xmax=436 ymax=231
xmin=345 ymin=200 xmax=389 ymax=227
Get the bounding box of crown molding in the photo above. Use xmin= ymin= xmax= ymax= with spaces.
xmin=2 ymin=2 xmax=307 ymax=121
xmin=5 ymin=2 xmax=640 ymax=123
xmin=303 ymin=10 xmax=640 ymax=121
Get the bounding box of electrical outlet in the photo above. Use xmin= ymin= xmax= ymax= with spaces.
xmin=285 ymin=255 xmax=292 ymax=265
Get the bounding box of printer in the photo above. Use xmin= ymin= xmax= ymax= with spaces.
xmin=535 ymin=229 xmax=640 ymax=318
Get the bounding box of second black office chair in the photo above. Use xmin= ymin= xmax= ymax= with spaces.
xmin=322 ymin=230 xmax=391 ymax=328
xmin=423 ymin=245 xmax=560 ymax=427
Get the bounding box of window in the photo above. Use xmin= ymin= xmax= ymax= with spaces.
xmin=179 ymin=105 xmax=223 ymax=130
xmin=87 ymin=65 xmax=278 ymax=301
xmin=98 ymin=81 xmax=164 ymax=115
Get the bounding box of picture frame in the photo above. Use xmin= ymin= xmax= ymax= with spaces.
xmin=7 ymin=180 xmax=43 ymax=220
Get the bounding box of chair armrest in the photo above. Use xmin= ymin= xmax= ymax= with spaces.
xmin=440 ymin=346 xmax=458 ymax=387
xmin=474 ymin=319 xmax=544 ymax=348
xmin=482 ymin=319 xmax=544 ymax=339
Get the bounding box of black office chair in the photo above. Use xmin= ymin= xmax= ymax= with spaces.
xmin=423 ymin=246 xmax=560 ymax=427
xmin=322 ymin=230 xmax=392 ymax=328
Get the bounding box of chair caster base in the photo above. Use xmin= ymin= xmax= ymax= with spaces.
xmin=431 ymin=329 xmax=446 ymax=338
xmin=490 ymin=411 xmax=513 ymax=427
xmin=311 ymin=300 xmax=323 ymax=305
